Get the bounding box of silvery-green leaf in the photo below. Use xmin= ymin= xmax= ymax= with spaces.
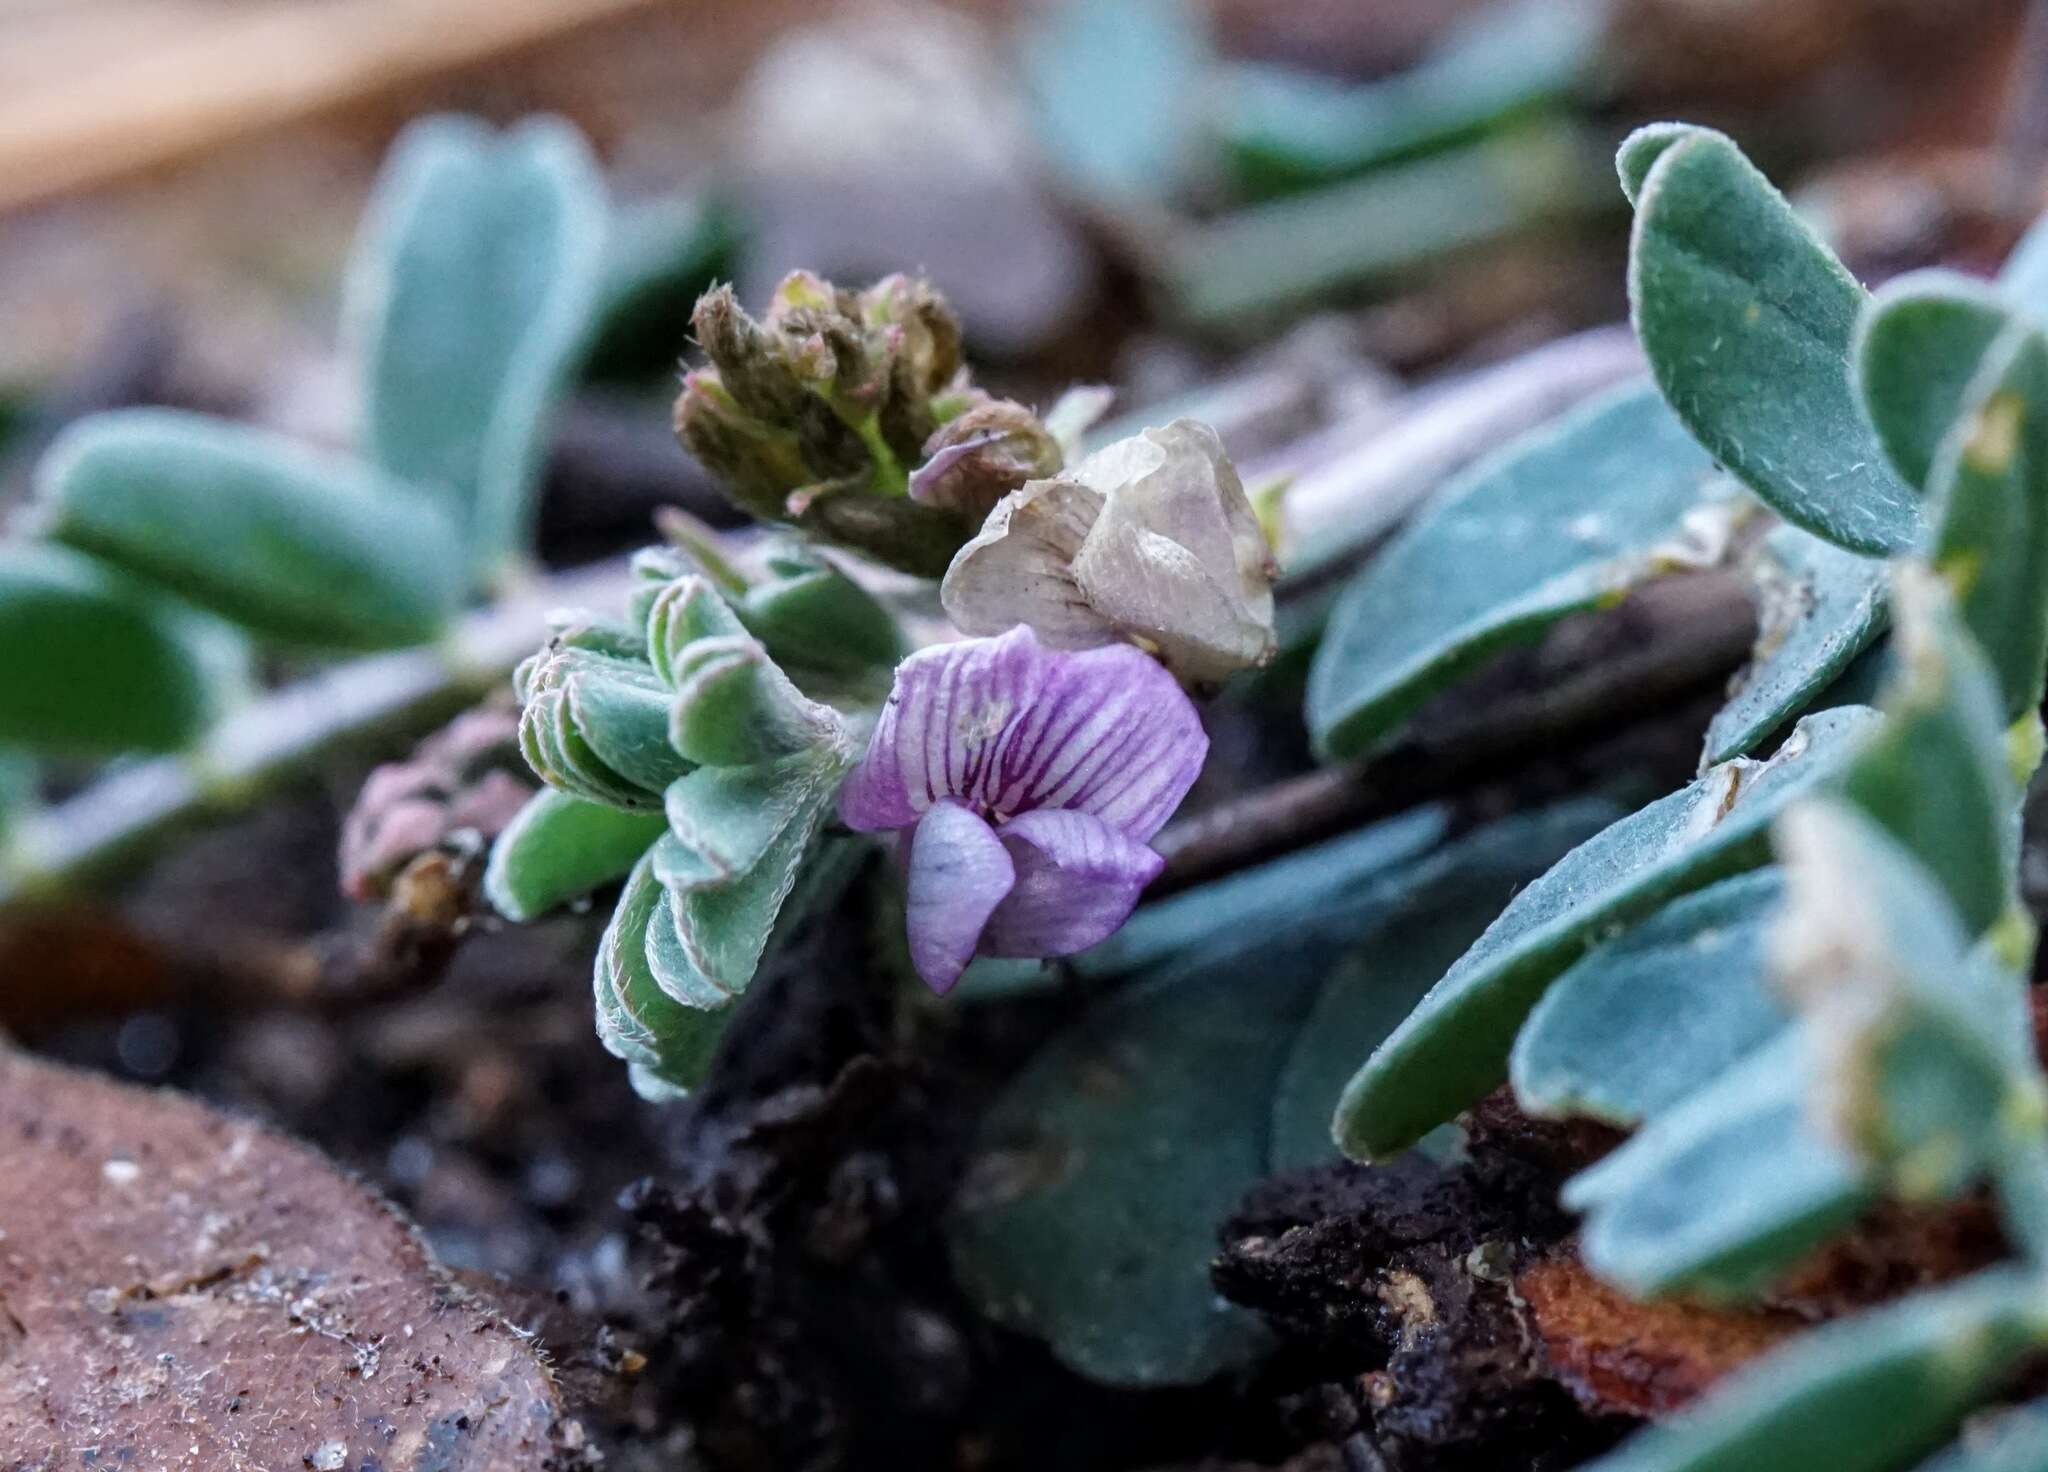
xmin=1335 ymin=705 xmax=1880 ymax=1161
xmin=345 ymin=114 xmax=607 ymax=584
xmin=1919 ymin=320 xmax=2048 ymax=721
xmin=1565 ymin=1026 xmax=1873 ymax=1300
xmin=1307 ymin=383 xmax=1724 ymax=758
xmin=1074 ymin=805 xmax=1451 ymax=979
xmin=1511 ymin=869 xmax=1789 ymax=1128
xmin=669 ymin=772 xmax=838 ymax=993
xmin=1703 ymin=528 xmax=1887 ymax=766
xmin=593 ymin=851 xmax=730 ymax=1090
xmin=516 ymin=645 xmax=685 ymax=810
xmin=1585 ymin=1268 xmax=2045 ymax=1472
xmin=1268 ymin=800 xmax=1618 ymax=1170
xmin=482 ymin=788 xmax=665 ymax=922
xmin=740 ymin=546 xmax=903 ymax=677
xmin=661 ymin=753 xmax=825 ymax=886
xmin=0 ymin=543 xmax=225 ymax=755
xmin=1855 ymin=271 xmax=2010 ymax=491
xmin=1626 ymin=125 xmax=1921 ymax=555
xmin=38 ymin=409 xmax=464 ymax=650
xmin=1837 ymin=572 xmax=2015 ymax=939
xmin=1220 ymin=0 xmax=1600 ymax=194
xmin=946 ymin=802 xmax=1610 ymax=1388
xmin=665 ymin=636 xmax=846 ymax=768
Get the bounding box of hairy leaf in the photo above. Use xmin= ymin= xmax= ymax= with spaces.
xmin=483 ymin=788 xmax=665 ymax=922
xmin=345 ymin=114 xmax=607 ymax=585
xmin=1565 ymin=1028 xmax=1873 ymax=1301
xmin=592 ymin=851 xmax=731 ymax=1097
xmin=40 ymin=409 xmax=464 ymax=650
xmin=1334 ymin=705 xmax=1880 ymax=1161
xmin=1511 ymin=869 xmax=1789 ymax=1128
xmin=1627 ymin=125 xmax=1920 ymax=554
xmin=1855 ymin=270 xmax=2010 ymax=491
xmin=1308 ymin=384 xmax=1723 ymax=758
xmin=1703 ymin=528 xmax=1887 ymax=765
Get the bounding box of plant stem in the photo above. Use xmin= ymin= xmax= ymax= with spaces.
xmin=0 ymin=557 xmax=635 ymax=908
xmin=1151 ymin=573 xmax=1757 ymax=892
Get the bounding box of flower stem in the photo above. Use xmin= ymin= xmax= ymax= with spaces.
xmin=0 ymin=557 xmax=636 ymax=908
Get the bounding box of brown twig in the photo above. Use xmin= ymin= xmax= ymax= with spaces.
xmin=1151 ymin=574 xmax=1759 ymax=894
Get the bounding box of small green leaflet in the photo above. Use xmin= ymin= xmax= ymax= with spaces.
xmin=1333 ymin=704 xmax=1879 ymax=1161
xmin=1702 ymin=528 xmax=1887 ymax=766
xmin=483 ymin=788 xmax=666 ymax=922
xmin=0 ymin=544 xmax=225 ymax=755
xmin=39 ymin=409 xmax=465 ymax=652
xmin=1584 ymin=1268 xmax=2045 ymax=1472
xmin=946 ymin=803 xmax=1611 ymax=1388
xmin=1511 ymin=869 xmax=1788 ymax=1128
xmin=1307 ymin=383 xmax=1725 ymax=759
xmin=345 ymin=114 xmax=608 ymax=588
xmin=1626 ymin=124 xmax=1921 ymax=555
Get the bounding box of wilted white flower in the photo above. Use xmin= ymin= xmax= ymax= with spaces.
xmin=939 ymin=419 xmax=1277 ymax=684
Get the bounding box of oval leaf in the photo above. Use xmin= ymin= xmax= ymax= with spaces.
xmin=1511 ymin=869 xmax=1789 ymax=1128
xmin=0 ymin=544 xmax=222 ymax=754
xmin=1334 ymin=704 xmax=1880 ymax=1161
xmin=345 ymin=114 xmax=608 ymax=585
xmin=1627 ymin=125 xmax=1920 ymax=554
xmin=1564 ymin=1027 xmax=1873 ymax=1301
xmin=1307 ymin=383 xmax=1723 ymax=758
xmin=482 ymin=787 xmax=666 ymax=922
xmin=1854 ymin=270 xmax=2011 ymax=492
xmin=39 ymin=409 xmax=465 ymax=651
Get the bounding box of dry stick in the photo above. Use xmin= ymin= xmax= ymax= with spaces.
xmin=1151 ymin=576 xmax=1760 ymax=894
xmin=0 ymin=557 xmax=634 ymax=908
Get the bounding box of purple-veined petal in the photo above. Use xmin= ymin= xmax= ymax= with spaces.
xmin=991 ymin=640 xmax=1207 ymax=841
xmin=838 ymin=626 xmax=1050 ymax=829
xmin=979 ymin=808 xmax=1163 ymax=958
xmin=905 ymin=800 xmax=1015 ymax=994
xmin=841 ymin=627 xmax=1208 ymax=845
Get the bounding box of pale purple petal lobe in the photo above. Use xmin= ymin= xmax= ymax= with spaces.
xmin=904 ymin=800 xmax=1015 ymax=994
xmin=838 ymin=628 xmax=1049 ymax=830
xmin=980 ymin=808 xmax=1163 ymax=958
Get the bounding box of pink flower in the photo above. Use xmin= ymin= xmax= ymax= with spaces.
xmin=839 ymin=626 xmax=1208 ymax=993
